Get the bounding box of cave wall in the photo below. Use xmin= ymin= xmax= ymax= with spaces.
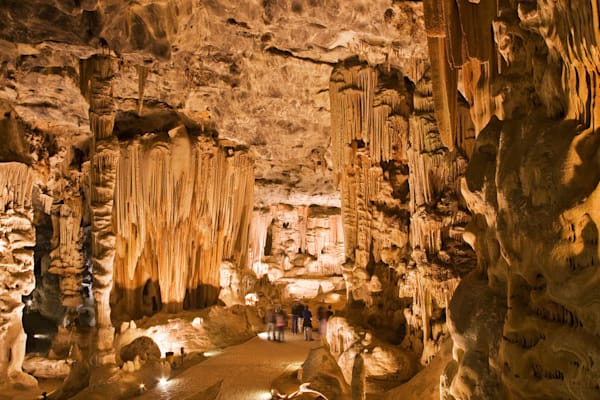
xmin=423 ymin=1 xmax=600 ymax=399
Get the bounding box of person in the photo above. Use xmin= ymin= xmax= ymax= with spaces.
xmin=291 ymin=302 xmax=303 ymax=335
xmin=321 ymin=305 xmax=334 ymax=341
xmin=265 ymin=307 xmax=276 ymax=340
xmin=275 ymin=307 xmax=288 ymax=342
xmin=317 ymin=304 xmax=326 ymax=336
xmin=302 ymin=306 xmax=313 ymax=341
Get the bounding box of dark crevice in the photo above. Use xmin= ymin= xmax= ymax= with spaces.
xmin=265 ymin=46 xmax=336 ymax=66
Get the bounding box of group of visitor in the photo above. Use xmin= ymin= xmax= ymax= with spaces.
xmin=265 ymin=301 xmax=334 ymax=342
xmin=265 ymin=306 xmax=288 ymax=342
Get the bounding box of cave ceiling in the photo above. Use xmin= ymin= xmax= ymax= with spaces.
xmin=0 ymin=0 xmax=427 ymax=206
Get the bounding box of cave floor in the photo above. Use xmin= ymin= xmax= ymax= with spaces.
xmin=138 ymin=331 xmax=322 ymax=400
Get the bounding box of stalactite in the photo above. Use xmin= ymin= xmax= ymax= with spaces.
xmin=112 ymin=131 xmax=254 ymax=318
xmin=0 ymin=162 xmax=37 ymax=389
xmin=331 ymin=63 xmax=413 ymax=270
xmin=246 ymin=204 xmax=344 ymax=279
xmin=135 ymin=65 xmax=148 ymax=117
xmin=330 ymin=61 xmax=474 ymax=373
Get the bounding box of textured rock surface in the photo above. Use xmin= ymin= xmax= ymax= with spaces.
xmin=118 ymin=335 xmax=161 ymax=363
xmin=424 ymin=1 xmax=600 ymax=399
xmin=82 ymin=53 xmax=119 ymax=365
xmin=0 ymin=162 xmax=37 ymax=389
xmin=0 ymin=0 xmax=427 ymax=207
xmin=328 ymin=58 xmax=475 ymax=386
xmin=248 ymin=204 xmax=344 ymax=277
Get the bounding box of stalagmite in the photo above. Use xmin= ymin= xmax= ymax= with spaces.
xmin=0 ymin=162 xmax=37 ymax=389
xmin=80 ymin=54 xmax=119 ymax=365
xmin=47 ymin=145 xmax=86 ymax=328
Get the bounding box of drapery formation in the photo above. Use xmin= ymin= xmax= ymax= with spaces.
xmin=112 ymin=131 xmax=254 ymax=318
xmin=329 ymin=60 xmax=474 ymax=371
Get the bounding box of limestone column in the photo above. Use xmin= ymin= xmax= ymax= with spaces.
xmin=80 ymin=54 xmax=118 ymax=364
xmin=0 ymin=162 xmax=37 ymax=389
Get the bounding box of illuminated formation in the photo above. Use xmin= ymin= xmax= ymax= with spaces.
xmin=0 ymin=163 xmax=37 ymax=389
xmin=81 ymin=54 xmax=120 ymax=364
xmin=424 ymin=1 xmax=600 ymax=399
xmin=329 ymin=60 xmax=474 ymax=385
xmin=112 ymin=132 xmax=254 ymax=318
xmin=0 ymin=1 xmax=599 ymax=399
xmin=247 ymin=204 xmax=345 ymax=297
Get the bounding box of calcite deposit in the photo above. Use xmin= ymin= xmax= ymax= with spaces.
xmin=424 ymin=1 xmax=600 ymax=399
xmin=0 ymin=162 xmax=37 ymax=389
xmin=1 ymin=0 xmax=599 ymax=399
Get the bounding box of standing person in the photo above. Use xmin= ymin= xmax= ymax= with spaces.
xmin=275 ymin=307 xmax=288 ymax=342
xmin=321 ymin=305 xmax=334 ymax=343
xmin=317 ymin=304 xmax=326 ymax=336
xmin=302 ymin=306 xmax=313 ymax=341
xmin=265 ymin=307 xmax=276 ymax=341
xmin=292 ymin=302 xmax=301 ymax=335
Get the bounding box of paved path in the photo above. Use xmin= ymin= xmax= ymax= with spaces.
xmin=139 ymin=332 xmax=322 ymax=400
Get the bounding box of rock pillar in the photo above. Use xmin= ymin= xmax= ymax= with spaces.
xmin=0 ymin=162 xmax=37 ymax=389
xmin=80 ymin=54 xmax=118 ymax=364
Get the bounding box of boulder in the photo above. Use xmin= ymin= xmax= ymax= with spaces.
xmin=119 ymin=336 xmax=161 ymax=364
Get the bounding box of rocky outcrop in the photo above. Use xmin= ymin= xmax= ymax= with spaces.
xmin=0 ymin=162 xmax=37 ymax=389
xmin=327 ymin=316 xmax=416 ymax=396
xmin=424 ymin=1 xmax=600 ymax=399
xmin=118 ymin=336 xmax=161 ymax=364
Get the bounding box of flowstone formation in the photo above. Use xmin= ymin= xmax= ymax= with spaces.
xmin=80 ymin=53 xmax=119 ymax=364
xmin=0 ymin=162 xmax=37 ymax=390
xmin=327 ymin=58 xmax=475 ymax=395
xmin=247 ymin=203 xmax=345 ymax=299
xmin=423 ymin=1 xmax=600 ymax=399
xmin=112 ymin=130 xmax=254 ymax=318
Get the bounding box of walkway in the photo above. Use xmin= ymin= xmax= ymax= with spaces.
xmin=139 ymin=332 xmax=322 ymax=400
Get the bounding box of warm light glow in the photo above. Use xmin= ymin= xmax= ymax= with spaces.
xmin=145 ymin=328 xmax=184 ymax=357
xmin=33 ymin=333 xmax=51 ymax=340
xmin=255 ymin=391 xmax=273 ymax=400
xmin=326 ymin=292 xmax=341 ymax=302
xmin=202 ymin=349 xmax=223 ymax=357
xmin=257 ymin=331 xmax=270 ymax=340
xmin=192 ymin=317 xmax=202 ymax=328
xmin=245 ymin=292 xmax=258 ymax=306
xmin=139 ymin=383 xmax=145 ymax=390
xmin=159 ymin=378 xmax=168 ymax=385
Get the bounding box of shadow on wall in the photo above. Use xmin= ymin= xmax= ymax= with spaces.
xmin=111 ymin=281 xmax=221 ymax=321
